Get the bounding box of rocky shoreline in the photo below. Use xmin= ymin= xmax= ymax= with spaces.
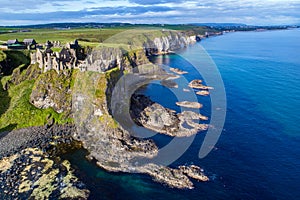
xmin=0 ymin=89 xmax=210 ymax=197
xmin=0 ymin=31 xmax=212 ymax=197
xmin=0 ymin=124 xmax=76 ymax=158
xmin=0 ymin=125 xmax=90 ymax=199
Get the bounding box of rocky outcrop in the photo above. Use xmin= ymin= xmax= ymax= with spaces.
xmin=176 ymin=101 xmax=203 ymax=109
xmin=178 ymin=165 xmax=209 ymax=181
xmin=80 ymin=47 xmax=150 ymax=73
xmin=196 ymin=90 xmax=210 ymax=96
xmin=134 ymin=164 xmax=209 ymax=189
xmin=131 ymin=94 xmax=208 ymax=137
xmin=9 ymin=63 xmax=41 ymax=86
xmin=188 ymin=79 xmax=214 ymax=90
xmin=79 ymin=47 xmax=123 ymax=72
xmin=30 ymin=70 xmax=75 ymax=114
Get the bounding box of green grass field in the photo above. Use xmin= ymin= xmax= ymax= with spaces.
xmin=0 ymin=25 xmax=214 ymax=48
xmin=0 ymin=28 xmax=129 ymax=46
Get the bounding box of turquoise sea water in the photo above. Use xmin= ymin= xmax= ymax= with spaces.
xmin=63 ymin=29 xmax=300 ymax=199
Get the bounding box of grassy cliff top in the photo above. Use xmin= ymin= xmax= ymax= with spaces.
xmin=0 ymin=25 xmax=215 ymax=48
xmin=0 ymin=28 xmax=127 ymax=46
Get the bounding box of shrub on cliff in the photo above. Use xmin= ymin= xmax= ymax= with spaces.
xmin=0 ymin=50 xmax=6 ymax=62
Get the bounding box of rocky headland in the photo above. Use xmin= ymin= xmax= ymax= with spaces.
xmin=0 ymin=30 xmax=210 ymax=196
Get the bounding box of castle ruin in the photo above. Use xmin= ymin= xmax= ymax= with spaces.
xmin=30 ymin=40 xmax=86 ymax=73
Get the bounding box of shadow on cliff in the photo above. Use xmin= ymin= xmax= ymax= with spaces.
xmin=0 ymin=78 xmax=11 ymax=119
xmin=0 ymin=124 xmax=17 ymax=138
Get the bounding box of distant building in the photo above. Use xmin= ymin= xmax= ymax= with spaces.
xmin=23 ymin=39 xmax=37 ymax=50
xmin=7 ymin=39 xmax=26 ymax=49
xmin=6 ymin=38 xmax=37 ymax=50
xmin=7 ymin=39 xmax=19 ymax=45
xmin=23 ymin=39 xmax=36 ymax=45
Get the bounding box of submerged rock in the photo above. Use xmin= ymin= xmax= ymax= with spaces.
xmin=161 ymin=79 xmax=178 ymax=88
xmin=170 ymin=67 xmax=188 ymax=75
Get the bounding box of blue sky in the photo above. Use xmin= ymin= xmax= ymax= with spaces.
xmin=0 ymin=0 xmax=299 ymax=25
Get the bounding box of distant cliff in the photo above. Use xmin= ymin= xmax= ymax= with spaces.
xmin=80 ymin=31 xmax=196 ymax=73
xmin=144 ymin=32 xmax=196 ymax=54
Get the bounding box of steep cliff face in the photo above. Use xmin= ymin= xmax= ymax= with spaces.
xmin=144 ymin=32 xmax=196 ymax=54
xmin=80 ymin=32 xmax=196 ymax=73
xmin=9 ymin=63 xmax=41 ymax=86
xmin=79 ymin=47 xmax=123 ymax=72
xmin=79 ymin=47 xmax=150 ymax=73
xmin=0 ymin=50 xmax=30 ymax=76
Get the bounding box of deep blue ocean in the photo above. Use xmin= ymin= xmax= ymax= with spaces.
xmin=63 ymin=29 xmax=300 ymax=199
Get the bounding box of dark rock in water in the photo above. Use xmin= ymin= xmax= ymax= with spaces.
xmin=160 ymin=79 xmax=178 ymax=88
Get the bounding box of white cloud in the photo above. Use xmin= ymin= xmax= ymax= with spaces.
xmin=0 ymin=0 xmax=299 ymax=25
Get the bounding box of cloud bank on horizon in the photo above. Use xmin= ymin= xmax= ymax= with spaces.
xmin=0 ymin=0 xmax=299 ymax=25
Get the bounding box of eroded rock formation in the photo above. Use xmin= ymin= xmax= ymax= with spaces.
xmin=131 ymin=94 xmax=208 ymax=137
